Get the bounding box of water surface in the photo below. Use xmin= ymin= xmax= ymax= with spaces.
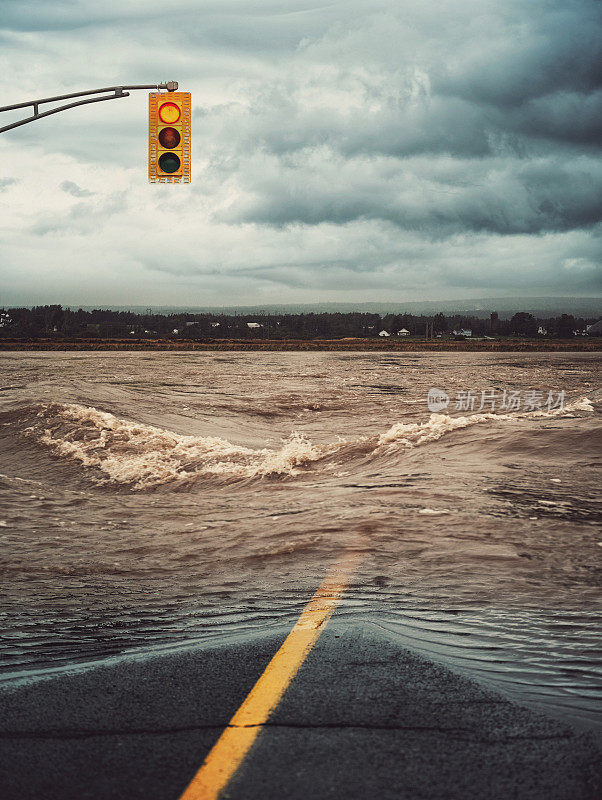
xmin=0 ymin=351 xmax=600 ymax=733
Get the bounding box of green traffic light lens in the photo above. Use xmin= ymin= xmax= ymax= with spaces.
xmin=159 ymin=127 xmax=180 ymax=149
xmin=158 ymin=153 xmax=181 ymax=174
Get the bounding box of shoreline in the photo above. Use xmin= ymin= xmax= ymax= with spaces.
xmin=1 ymin=338 xmax=600 ymax=352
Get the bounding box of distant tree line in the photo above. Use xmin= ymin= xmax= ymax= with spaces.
xmin=0 ymin=306 xmax=598 ymax=339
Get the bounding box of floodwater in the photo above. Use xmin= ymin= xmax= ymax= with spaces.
xmin=0 ymin=351 xmax=600 ymax=734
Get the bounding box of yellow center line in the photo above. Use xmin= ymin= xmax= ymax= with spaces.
xmin=178 ymin=547 xmax=364 ymax=800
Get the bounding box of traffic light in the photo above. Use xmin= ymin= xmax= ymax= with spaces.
xmin=148 ymin=91 xmax=191 ymax=183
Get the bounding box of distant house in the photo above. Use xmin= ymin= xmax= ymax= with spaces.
xmin=537 ymin=326 xmax=547 ymax=335
xmin=586 ymin=320 xmax=602 ymax=334
xmin=453 ymin=328 xmax=472 ymax=337
xmin=210 ymin=322 xmax=220 ymax=328
xmin=172 ymin=328 xmax=179 ymax=334
xmin=185 ymin=321 xmax=198 ymax=327
xmin=397 ymin=328 xmax=410 ymax=336
xmin=247 ymin=322 xmax=261 ymax=328
xmin=379 ymin=330 xmax=390 ymax=337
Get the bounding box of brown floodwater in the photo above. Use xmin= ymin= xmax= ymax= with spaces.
xmin=0 ymin=351 xmax=600 ymax=733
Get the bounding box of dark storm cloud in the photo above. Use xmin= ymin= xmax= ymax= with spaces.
xmin=181 ymin=1 xmax=602 ymax=242
xmin=506 ymin=91 xmax=602 ymax=149
xmin=1 ymin=0 xmax=601 ymax=303
xmin=430 ymin=1 xmax=602 ymax=151
xmin=199 ymin=1 xmax=602 ymax=157
xmin=435 ymin=1 xmax=602 ymax=107
xmin=212 ymin=94 xmax=497 ymax=159
xmin=217 ymin=154 xmax=602 ymax=236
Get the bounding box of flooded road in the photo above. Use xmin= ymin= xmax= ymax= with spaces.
xmin=0 ymin=351 xmax=600 ymax=733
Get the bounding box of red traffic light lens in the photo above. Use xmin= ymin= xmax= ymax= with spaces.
xmin=159 ymin=102 xmax=181 ymax=124
xmin=158 ymin=152 xmax=181 ymax=173
xmin=159 ymin=127 xmax=181 ymax=149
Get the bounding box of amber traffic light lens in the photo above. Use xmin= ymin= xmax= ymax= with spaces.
xmin=159 ymin=102 xmax=181 ymax=124
xmin=158 ymin=152 xmax=181 ymax=173
xmin=159 ymin=126 xmax=181 ymax=149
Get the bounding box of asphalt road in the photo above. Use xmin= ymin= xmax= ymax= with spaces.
xmin=1 ymin=622 xmax=600 ymax=800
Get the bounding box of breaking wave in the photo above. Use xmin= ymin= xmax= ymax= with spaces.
xmin=11 ymin=396 xmax=591 ymax=489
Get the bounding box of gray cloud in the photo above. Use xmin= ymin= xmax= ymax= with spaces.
xmin=216 ymin=153 xmax=602 ymax=235
xmin=435 ymin=2 xmax=602 ymax=106
xmin=60 ymin=180 xmax=94 ymax=197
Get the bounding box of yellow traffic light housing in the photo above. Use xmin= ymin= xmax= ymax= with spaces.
xmin=149 ymin=91 xmax=191 ymax=183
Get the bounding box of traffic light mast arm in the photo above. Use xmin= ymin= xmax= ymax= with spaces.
xmin=0 ymin=82 xmax=178 ymax=134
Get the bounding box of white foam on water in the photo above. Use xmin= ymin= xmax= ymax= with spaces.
xmin=34 ymin=396 xmax=593 ymax=489
xmin=377 ymin=411 xmax=506 ymax=449
xmin=37 ymin=403 xmax=342 ymax=488
xmin=556 ymin=396 xmax=594 ymax=413
xmin=377 ymin=396 xmax=593 ymax=451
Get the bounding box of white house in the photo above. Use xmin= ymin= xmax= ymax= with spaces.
xmin=210 ymin=322 xmax=220 ymax=328
xmin=379 ymin=330 xmax=390 ymax=337
xmin=537 ymin=326 xmax=547 ymax=335
xmin=397 ymin=328 xmax=410 ymax=336
xmin=453 ymin=328 xmax=472 ymax=337
xmin=247 ymin=322 xmax=262 ymax=328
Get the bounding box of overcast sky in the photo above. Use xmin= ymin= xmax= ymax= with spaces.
xmin=0 ymin=0 xmax=600 ymax=307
